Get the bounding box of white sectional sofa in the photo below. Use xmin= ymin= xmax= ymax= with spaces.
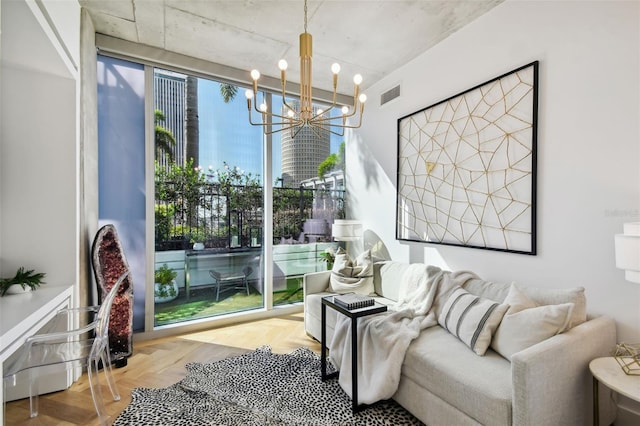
xmin=304 ymin=260 xmax=617 ymax=426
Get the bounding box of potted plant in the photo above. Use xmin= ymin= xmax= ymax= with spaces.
xmin=319 ymin=247 xmax=337 ymax=270
xmin=154 ymin=264 xmax=178 ymax=303
xmin=190 ymin=230 xmax=206 ymax=250
xmin=0 ymin=267 xmax=46 ymax=296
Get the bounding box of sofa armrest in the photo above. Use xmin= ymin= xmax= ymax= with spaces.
xmin=511 ymin=315 xmax=616 ymax=426
xmin=303 ymin=270 xmax=331 ymax=296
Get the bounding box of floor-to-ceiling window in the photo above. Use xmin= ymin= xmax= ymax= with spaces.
xmin=153 ymin=69 xmax=266 ymax=326
xmin=98 ymin=54 xmax=345 ymax=331
xmin=270 ymin=95 xmax=345 ymax=307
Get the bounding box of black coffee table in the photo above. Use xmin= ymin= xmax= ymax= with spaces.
xmin=321 ymin=295 xmax=388 ymax=412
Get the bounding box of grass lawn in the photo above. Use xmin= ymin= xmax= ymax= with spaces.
xmin=154 ymin=276 xmax=304 ymax=326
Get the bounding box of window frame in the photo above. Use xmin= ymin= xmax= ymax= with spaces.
xmin=96 ymin=37 xmax=351 ymax=339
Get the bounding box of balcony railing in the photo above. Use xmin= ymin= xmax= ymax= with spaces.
xmin=153 ymin=181 xmax=344 ymax=325
xmin=155 ymin=181 xmax=345 ymax=251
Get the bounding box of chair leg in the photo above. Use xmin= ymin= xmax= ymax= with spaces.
xmin=216 ymin=279 xmax=221 ymax=302
xmin=88 ymin=356 xmax=109 ymax=426
xmin=101 ymin=352 xmax=121 ymax=401
xmin=28 ymin=369 xmax=39 ymax=418
xmin=244 ymin=277 xmax=250 ymax=296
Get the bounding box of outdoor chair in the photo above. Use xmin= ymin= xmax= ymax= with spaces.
xmin=2 ymin=271 xmax=130 ymax=425
xmin=209 ymin=266 xmax=253 ymax=301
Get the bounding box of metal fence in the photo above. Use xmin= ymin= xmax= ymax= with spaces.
xmin=155 ymin=182 xmax=344 ymax=251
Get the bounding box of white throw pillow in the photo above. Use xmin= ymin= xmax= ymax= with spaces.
xmin=491 ymin=284 xmax=574 ymax=360
xmin=329 ymin=249 xmax=375 ymax=295
xmin=513 ymin=283 xmax=586 ymax=328
xmin=437 ymin=286 xmax=509 ymax=356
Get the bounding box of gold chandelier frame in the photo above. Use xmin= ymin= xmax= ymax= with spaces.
xmin=245 ymin=0 xmax=366 ymax=138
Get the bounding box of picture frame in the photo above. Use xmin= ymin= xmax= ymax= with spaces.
xmin=396 ymin=61 xmax=538 ymax=254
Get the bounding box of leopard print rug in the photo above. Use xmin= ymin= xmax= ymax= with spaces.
xmin=113 ymin=346 xmax=424 ymax=425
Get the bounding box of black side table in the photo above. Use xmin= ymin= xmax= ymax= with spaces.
xmin=321 ymin=295 xmax=388 ymax=412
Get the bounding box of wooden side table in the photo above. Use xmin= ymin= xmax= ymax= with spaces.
xmin=590 ymin=357 xmax=640 ymax=426
xmin=321 ymin=295 xmax=388 ymax=412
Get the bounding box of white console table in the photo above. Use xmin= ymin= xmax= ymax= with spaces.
xmin=1 ymin=284 xmax=74 ymax=424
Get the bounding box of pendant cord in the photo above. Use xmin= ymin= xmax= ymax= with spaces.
xmin=304 ymin=0 xmax=308 ymax=33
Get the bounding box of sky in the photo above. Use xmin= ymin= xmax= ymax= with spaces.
xmin=197 ymin=79 xmax=343 ymax=185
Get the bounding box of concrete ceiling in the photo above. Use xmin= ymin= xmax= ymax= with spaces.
xmin=80 ymin=0 xmax=504 ymax=94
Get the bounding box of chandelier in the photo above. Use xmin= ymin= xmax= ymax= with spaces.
xmin=245 ymin=0 xmax=366 ymax=138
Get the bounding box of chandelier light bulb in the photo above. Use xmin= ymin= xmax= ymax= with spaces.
xmin=359 ymin=94 xmax=367 ymax=103
xmin=245 ymin=0 xmax=365 ymax=135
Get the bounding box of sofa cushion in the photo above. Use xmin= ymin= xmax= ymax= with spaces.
xmin=438 ymin=286 xmax=509 ymax=355
xmin=463 ymin=278 xmax=511 ymax=303
xmin=329 ymin=250 xmax=375 ymax=295
xmin=432 ymin=271 xmax=511 ymax=319
xmin=374 ymin=261 xmax=416 ymax=301
xmin=304 ymin=292 xmax=395 ymax=342
xmin=513 ymin=283 xmax=586 ymax=328
xmin=491 ymin=284 xmax=574 ymax=360
xmin=402 ymin=326 xmax=512 ymax=425
xmin=304 ymin=292 xmax=340 ymax=342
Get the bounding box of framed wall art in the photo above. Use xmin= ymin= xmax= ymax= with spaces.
xmin=396 ymin=61 xmax=538 ymax=254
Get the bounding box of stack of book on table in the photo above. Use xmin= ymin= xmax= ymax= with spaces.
xmin=333 ymin=293 xmax=375 ymax=310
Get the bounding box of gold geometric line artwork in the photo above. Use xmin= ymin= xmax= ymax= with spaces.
xmin=396 ymin=62 xmax=538 ymax=254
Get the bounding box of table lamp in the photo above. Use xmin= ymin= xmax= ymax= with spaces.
xmin=615 ymin=222 xmax=640 ymax=283
xmin=332 ymin=220 xmax=363 ymax=256
xmin=332 ymin=220 xmax=363 ymax=242
xmin=614 ymin=222 xmax=640 ymax=374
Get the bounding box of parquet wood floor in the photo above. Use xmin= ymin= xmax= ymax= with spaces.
xmin=4 ymin=313 xmax=320 ymax=425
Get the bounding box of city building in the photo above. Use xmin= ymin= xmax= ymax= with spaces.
xmin=154 ymin=69 xmax=186 ymax=169
xmin=280 ymin=102 xmax=330 ymax=187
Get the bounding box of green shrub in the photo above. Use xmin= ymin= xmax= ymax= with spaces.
xmin=154 ymin=264 xmax=177 ymax=285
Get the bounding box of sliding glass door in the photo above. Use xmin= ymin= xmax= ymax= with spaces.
xmin=98 ymin=55 xmax=348 ymax=331
xmin=153 ymin=69 xmax=265 ymax=326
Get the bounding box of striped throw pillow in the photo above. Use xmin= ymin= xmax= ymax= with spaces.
xmin=437 ymin=286 xmax=509 ymax=356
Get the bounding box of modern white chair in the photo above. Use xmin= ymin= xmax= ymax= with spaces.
xmin=209 ymin=265 xmax=252 ymax=301
xmin=3 ymin=270 xmax=129 ymax=425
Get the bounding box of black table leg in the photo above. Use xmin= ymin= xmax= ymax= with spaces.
xmin=321 ymin=302 xmax=327 ymax=380
xmin=351 ymin=315 xmax=358 ymax=413
xmin=320 ymin=296 xmax=386 ymax=413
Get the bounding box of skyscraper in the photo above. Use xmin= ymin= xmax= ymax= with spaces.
xmin=280 ymin=102 xmax=330 ymax=187
xmin=154 ymin=69 xmax=186 ymax=168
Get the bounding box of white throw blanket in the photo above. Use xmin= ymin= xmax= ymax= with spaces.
xmin=328 ymin=266 xmax=478 ymax=404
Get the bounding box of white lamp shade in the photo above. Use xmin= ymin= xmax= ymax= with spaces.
xmin=332 ymin=220 xmax=362 ymax=241
xmin=615 ymin=222 xmax=640 ymax=283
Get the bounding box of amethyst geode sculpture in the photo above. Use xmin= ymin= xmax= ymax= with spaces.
xmin=91 ymin=224 xmax=133 ymax=360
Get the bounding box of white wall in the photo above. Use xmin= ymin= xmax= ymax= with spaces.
xmin=351 ymin=1 xmax=639 ymax=338
xmin=0 ymin=0 xmax=79 ymax=286
xmin=349 ymin=0 xmax=640 ymax=421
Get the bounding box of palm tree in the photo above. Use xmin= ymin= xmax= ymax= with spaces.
xmin=185 ymin=75 xmax=199 ymax=167
xmin=185 ymin=80 xmax=237 ymax=168
xmin=220 ymin=84 xmax=238 ymax=103
xmin=154 ymin=109 xmax=176 ymax=162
